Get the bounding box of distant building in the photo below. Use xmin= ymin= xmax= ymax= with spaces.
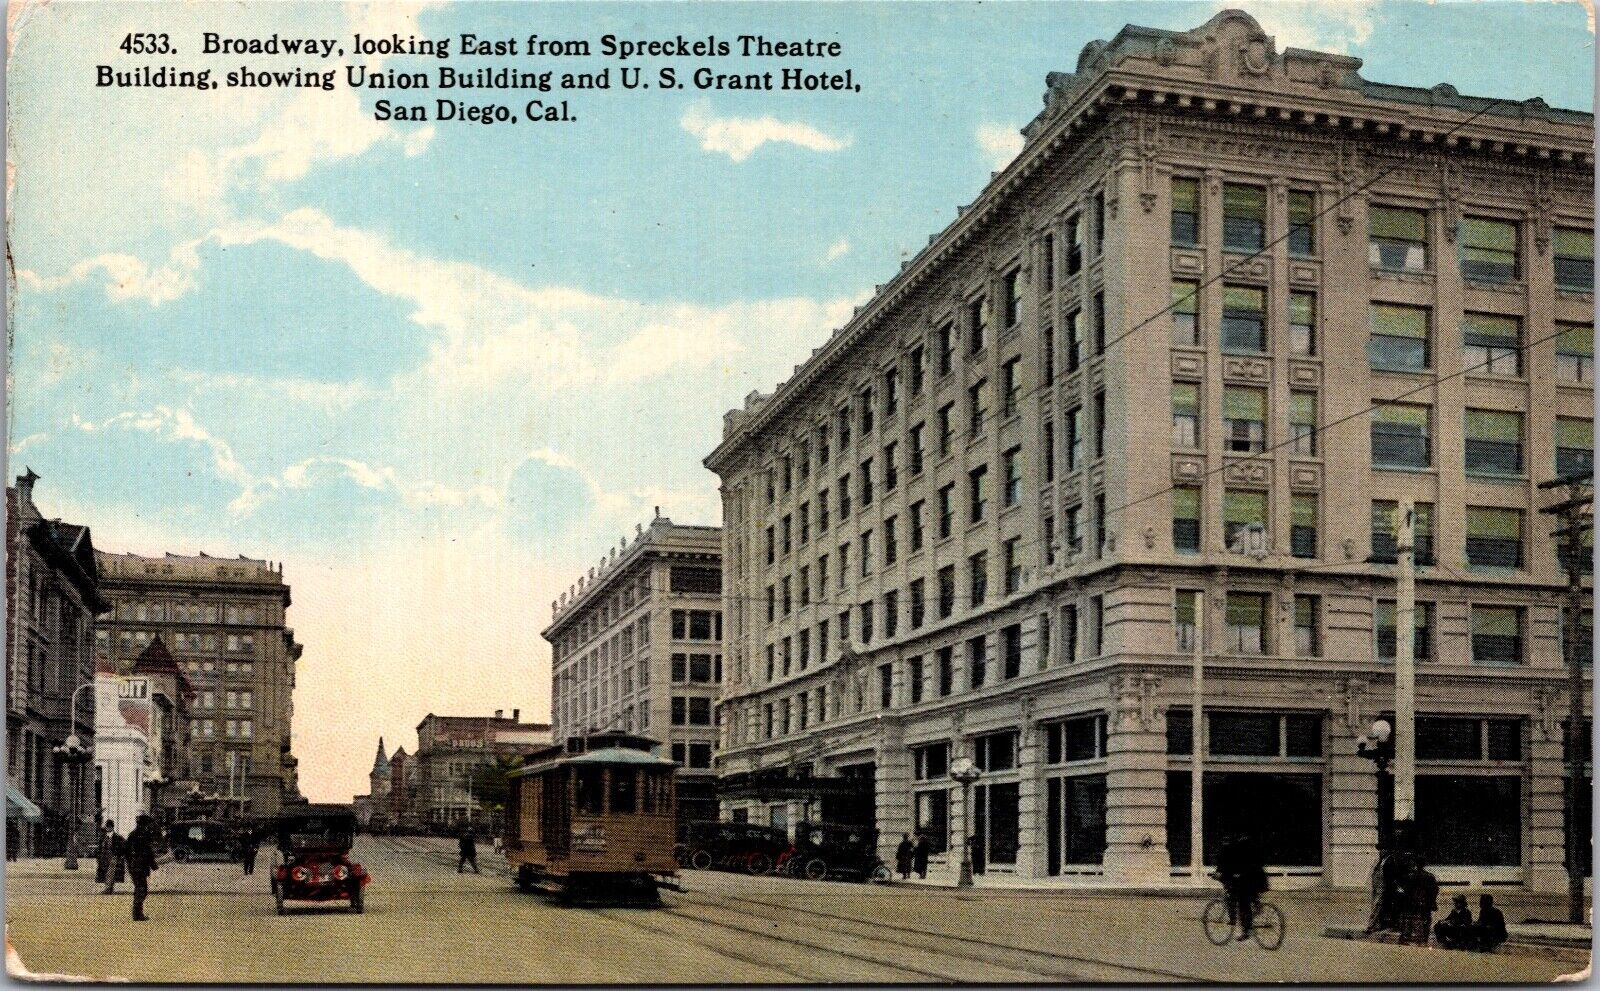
xmin=412 ymin=711 xmax=550 ymax=827
xmin=95 ymin=551 xmax=304 ymax=819
xmin=353 ymin=738 xmax=392 ymax=829
xmin=6 ymin=471 xmax=108 ymax=856
xmin=544 ymin=514 xmax=724 ymax=823
xmin=95 ymin=635 xmax=193 ymax=833
xmin=387 ymin=746 xmax=413 ymax=829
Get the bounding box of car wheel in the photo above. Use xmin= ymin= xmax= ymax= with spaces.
xmin=804 ymin=858 xmax=828 ymax=881
xmin=351 ymin=886 xmax=364 ymax=914
xmin=871 ymin=863 xmax=892 ymax=884
xmin=689 ymin=849 xmax=713 ymax=871
xmin=174 ymin=848 xmax=188 ymax=863
xmin=746 ymin=852 xmax=773 ymax=875
xmin=516 ymin=865 xmax=536 ymax=893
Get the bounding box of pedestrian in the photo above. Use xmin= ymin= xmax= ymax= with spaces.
xmin=1397 ymin=855 xmax=1438 ymax=946
xmin=94 ymin=820 xmax=115 ymax=885
xmin=1473 ymin=894 xmax=1508 ymax=953
xmin=1434 ymin=894 xmax=1475 ymax=949
xmin=457 ymin=824 xmax=479 ymax=874
xmin=240 ymin=832 xmax=259 ymax=876
xmin=103 ymin=828 xmax=127 ymax=895
xmin=912 ymin=833 xmax=930 ymax=879
xmin=1216 ymin=833 xmax=1268 ymax=941
xmin=125 ymin=813 xmax=159 ymax=922
xmin=895 ymin=833 xmax=914 ymax=880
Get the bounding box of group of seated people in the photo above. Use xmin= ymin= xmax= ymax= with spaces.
xmin=1433 ymin=893 xmax=1509 ymax=952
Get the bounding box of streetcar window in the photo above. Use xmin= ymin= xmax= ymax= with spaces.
xmin=575 ymin=766 xmax=604 ymax=814
xmin=609 ymin=769 xmax=637 ymax=814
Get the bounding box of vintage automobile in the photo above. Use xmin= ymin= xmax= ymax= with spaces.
xmin=787 ymin=822 xmax=891 ymax=883
xmin=270 ymin=804 xmax=369 ymax=914
xmin=675 ymin=820 xmax=790 ymax=874
xmin=168 ymin=819 xmax=238 ymax=862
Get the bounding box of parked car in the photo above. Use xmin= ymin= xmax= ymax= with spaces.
xmin=788 ymin=822 xmax=890 ymax=882
xmin=675 ymin=820 xmax=790 ymax=874
xmin=168 ymin=819 xmax=237 ymax=862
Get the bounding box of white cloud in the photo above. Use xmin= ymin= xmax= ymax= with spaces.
xmin=824 ymin=238 xmax=851 ymax=263
xmin=679 ymin=102 xmax=851 ymax=162
xmin=975 ymin=122 xmax=1024 ymax=173
xmin=19 ymin=239 xmax=204 ymax=305
xmin=1225 ymin=0 xmax=1376 ymax=55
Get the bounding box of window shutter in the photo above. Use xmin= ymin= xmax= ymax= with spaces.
xmin=1460 ymin=217 xmax=1517 ymax=252
xmin=1373 ymin=403 xmax=1429 ymax=429
xmin=1557 ymin=323 xmax=1594 ymax=357
xmin=1223 ymin=387 xmax=1266 ymax=421
xmin=1172 ymin=486 xmax=1200 ymax=520
xmin=1290 ymin=392 xmax=1317 ymax=426
xmin=1557 ymin=417 xmax=1593 ymax=449
xmin=1226 ymin=593 xmax=1265 ymax=626
xmin=1223 ymin=286 xmax=1265 ymax=313
xmin=1224 ymin=491 xmax=1266 ymax=525
xmin=1467 ymin=507 xmax=1521 ymax=540
xmin=1171 ymin=282 xmax=1199 ymax=314
xmin=1465 ymin=409 xmax=1521 ymax=442
xmin=1371 ymin=304 xmax=1429 ymax=338
xmin=1172 ymin=383 xmax=1199 ymax=417
xmin=1555 ymin=227 xmax=1594 ymax=260
xmin=1223 ymin=184 xmax=1266 ymax=218
xmin=1289 ymin=293 xmax=1315 ymax=326
xmin=1370 ymin=206 xmax=1427 ymax=241
xmin=1462 ymin=313 xmax=1519 ymax=345
xmin=1291 ymin=494 xmax=1317 ymax=528
xmin=1288 ymin=191 xmax=1315 ymax=225
xmin=1171 ymin=178 xmax=1199 ymax=213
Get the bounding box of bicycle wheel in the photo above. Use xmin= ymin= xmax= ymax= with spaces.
xmin=1253 ymin=902 xmax=1285 ymax=950
xmin=1202 ymin=898 xmax=1233 ymax=946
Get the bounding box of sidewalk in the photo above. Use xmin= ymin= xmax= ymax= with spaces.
xmin=1323 ymin=922 xmax=1592 ymax=964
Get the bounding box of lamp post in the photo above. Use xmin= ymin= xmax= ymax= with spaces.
xmin=1356 ymin=718 xmax=1395 ymax=850
xmin=950 ymin=757 xmax=981 ymax=887
xmin=51 ymin=733 xmax=91 ymax=869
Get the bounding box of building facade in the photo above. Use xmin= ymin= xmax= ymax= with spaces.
xmin=94 ymin=635 xmax=193 ymax=833
xmin=544 ymin=515 xmax=725 ymax=823
xmin=94 ymin=552 xmax=304 ymax=818
xmin=6 ymin=471 xmax=108 ymax=856
xmin=353 ymin=738 xmax=392 ymax=829
xmin=412 ymin=711 xmax=550 ymax=828
xmin=707 ymin=10 xmax=1594 ymax=891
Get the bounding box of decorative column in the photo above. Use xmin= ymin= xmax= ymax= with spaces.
xmin=875 ymin=714 xmax=911 ymax=865
xmin=1328 ymin=679 xmax=1380 ymax=888
xmin=1015 ymin=695 xmax=1044 ymax=877
xmin=1528 ymin=685 xmax=1570 ymax=893
xmin=1101 ymin=673 xmax=1171 ymax=884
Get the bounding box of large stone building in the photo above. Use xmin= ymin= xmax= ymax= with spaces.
xmin=95 ymin=635 xmax=193 ymax=833
xmin=706 ymin=10 xmax=1593 ymax=891
xmin=6 ymin=471 xmax=108 ymax=856
xmin=412 ymin=711 xmax=550 ymax=828
xmin=94 ymin=552 xmax=304 ymax=818
xmin=544 ymin=515 xmax=725 ymax=822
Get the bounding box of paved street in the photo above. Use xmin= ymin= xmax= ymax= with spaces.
xmin=5 ymin=837 xmax=1586 ymax=983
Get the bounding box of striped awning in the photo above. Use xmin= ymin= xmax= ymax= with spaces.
xmin=7 ymin=783 xmax=43 ymax=821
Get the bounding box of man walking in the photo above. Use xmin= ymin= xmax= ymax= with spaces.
xmin=103 ymin=827 xmax=126 ymax=895
xmin=94 ymin=820 xmax=115 ymax=886
xmin=240 ymin=831 xmax=259 ymax=876
xmin=457 ymin=824 xmax=479 ymax=874
xmin=895 ymin=834 xmax=914 ymax=881
xmin=912 ymin=834 xmax=930 ymax=879
xmin=125 ymin=814 xmax=159 ymax=922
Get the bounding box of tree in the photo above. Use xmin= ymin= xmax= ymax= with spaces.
xmin=467 ymin=754 xmax=524 ymax=832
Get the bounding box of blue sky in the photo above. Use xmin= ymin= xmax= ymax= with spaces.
xmin=8 ymin=0 xmax=1592 ymax=800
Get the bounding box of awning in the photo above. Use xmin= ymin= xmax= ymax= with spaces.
xmin=7 ymin=783 xmax=43 ymax=822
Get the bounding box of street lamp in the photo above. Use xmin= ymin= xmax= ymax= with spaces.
xmin=1356 ymin=718 xmax=1395 ymax=850
xmin=950 ymin=757 xmax=981 ymax=888
xmin=51 ymin=732 xmax=91 ymax=870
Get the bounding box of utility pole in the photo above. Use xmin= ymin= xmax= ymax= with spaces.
xmin=1394 ymin=500 xmax=1416 ymax=834
xmin=1190 ymin=591 xmax=1204 ymax=884
xmin=1539 ymin=469 xmax=1592 ymax=925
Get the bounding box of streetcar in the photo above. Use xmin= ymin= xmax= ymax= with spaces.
xmin=504 ymin=730 xmax=678 ymax=903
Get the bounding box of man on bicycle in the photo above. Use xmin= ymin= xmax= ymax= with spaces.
xmin=1216 ymin=832 xmax=1268 ymax=941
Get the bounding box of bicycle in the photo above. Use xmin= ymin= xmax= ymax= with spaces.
xmin=1202 ymin=891 xmax=1286 ymax=950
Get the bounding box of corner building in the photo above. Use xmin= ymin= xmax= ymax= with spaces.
xmin=707 ymin=10 xmax=1594 ymax=890
xmin=545 ymin=516 xmax=725 ymax=824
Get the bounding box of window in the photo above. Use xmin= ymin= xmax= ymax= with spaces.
xmin=1174 ymin=589 xmax=1198 ymax=651
xmin=909 ymin=578 xmax=926 ymax=629
xmin=1064 ymin=504 xmax=1082 ymax=557
xmin=1092 ymin=292 xmax=1106 ymax=355
xmin=938 ymin=484 xmax=955 ymax=539
xmin=1042 ymin=234 xmax=1056 ymax=293
xmin=968 ymin=551 xmax=988 ymax=608
xmin=1459 ymin=217 xmax=1519 ymax=283
xmin=937 ymin=646 xmax=954 ymax=696
xmin=1171 ymin=178 xmax=1199 ymax=247
xmin=1224 ymin=490 xmax=1267 ymax=550
xmin=909 ymin=344 xmax=926 ymax=395
xmin=817 ymin=553 xmax=829 ymax=593
xmin=1002 ymin=358 xmax=1021 ymax=418
xmin=1466 ymin=507 xmax=1523 ymax=569
xmin=1064 ymin=310 xmax=1082 ymax=373
xmin=1094 ymin=493 xmax=1107 ymax=556
xmin=1044 ymin=422 xmax=1056 ymax=482
xmin=1066 ymin=214 xmax=1084 ymax=274
xmin=1172 ymin=281 xmax=1199 ymax=346
xmin=1555 ymin=227 xmax=1594 ymax=292
xmin=1287 ymin=190 xmax=1316 ymax=256
xmin=1060 ymin=603 xmax=1079 ymax=664
xmin=839 ymin=475 xmax=851 ymax=520
xmin=1225 ymin=592 xmax=1268 ymax=655
xmin=1003 ymin=268 xmax=1023 ymax=328
xmin=970 ymin=296 xmax=991 ymax=353
xmin=938 ymin=403 xmax=955 ymax=455
xmin=884 ymin=367 xmax=900 ymax=417
xmin=908 ymin=655 xmax=925 ymax=703
xmin=1001 ymin=624 xmax=1022 ymax=679
xmin=1556 ymin=323 xmax=1594 ymax=384
xmin=1562 ymin=608 xmax=1594 ymax=667
xmin=1003 ymin=446 xmax=1022 ymax=506
xmin=1041 ymin=325 xmax=1055 ymax=385
xmin=781 ymin=515 xmax=792 ymax=555
xmin=1465 ymin=409 xmax=1524 ymax=477
xmin=909 ymin=424 xmax=925 ymax=476
xmin=1221 ymin=286 xmax=1266 ymax=353
xmin=1289 ymin=292 xmax=1316 ymax=356
xmin=1003 ymin=537 xmax=1022 ymax=593
xmin=1371 ymin=403 xmax=1431 ymax=469
xmin=884 ymin=516 xmax=898 ymax=565
xmin=1065 ymin=406 xmax=1083 ymax=471
xmin=859 ymin=530 xmax=871 ymax=576
xmin=1371 ymin=501 xmax=1436 ymax=565
xmin=859 ymin=601 xmax=874 ymax=643
xmin=1369 ymin=205 xmax=1428 ymax=271
xmin=879 ymin=663 xmax=894 ymax=708
xmin=1093 ymin=391 xmax=1106 ymax=459
xmin=1460 ymin=313 xmax=1522 ymax=377
xmin=818 ymin=424 xmax=831 ymax=467
xmin=1093 ymin=191 xmax=1105 ymax=254
xmin=1289 ymin=391 xmax=1317 ymax=456
xmin=910 ymin=500 xmax=925 ymax=551
xmin=837 ymin=543 xmax=849 ymax=587
xmin=798 ymin=503 xmax=810 ymax=546
xmin=1375 ymin=600 xmax=1433 ymax=662
xmin=1294 ymin=595 xmax=1320 ymax=657
xmin=860 ymin=387 xmax=875 ymax=435
xmin=1290 ymin=494 xmax=1318 ymax=559
xmin=1223 ymin=184 xmax=1265 ymax=252
xmin=969 ymin=379 xmax=990 ymax=438
xmin=914 ymin=741 xmax=950 ymax=780
xmin=1172 ymin=486 xmax=1201 ymax=553
xmin=1471 ymin=606 xmax=1523 ymax=665
xmin=1557 ymin=417 xmax=1594 ymax=480
xmin=859 ymin=458 xmax=874 ymax=506
xmin=1222 ymin=387 xmax=1266 ymax=453
xmin=937 ymin=322 xmax=955 ymax=376
xmin=1170 ymin=382 xmax=1202 ymax=450
xmin=968 ymin=465 xmax=989 ymax=523
xmin=938 ymin=565 xmax=956 ymax=619
xmin=1369 ymin=303 xmax=1430 ymax=371
xmin=799 ymin=565 xmax=811 ymax=606
xmin=968 ymin=636 xmax=987 ymax=690
xmin=1087 ymin=595 xmax=1104 ymax=656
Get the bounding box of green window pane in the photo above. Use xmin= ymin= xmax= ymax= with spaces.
xmin=1222 ymin=387 xmax=1266 ymax=421
xmin=1223 ymin=286 xmax=1264 ymax=312
xmin=1467 ymin=507 xmax=1521 ymax=540
xmin=1226 ymin=593 xmax=1265 ymax=626
xmin=1460 ymin=217 xmax=1517 ymax=252
xmin=1373 ymin=403 xmax=1429 ymax=428
xmin=1370 ymin=206 xmax=1427 ymax=241
xmin=1224 ymin=491 xmax=1267 ymax=524
xmin=1171 ymin=178 xmax=1199 ymax=213
xmin=1295 ymin=595 xmax=1315 ymax=625
xmin=1291 ymin=494 xmax=1317 ymax=527
xmin=1289 ymin=293 xmax=1315 ymax=326
xmin=1555 ymin=227 xmax=1594 ymax=260
xmin=1415 ymin=503 xmax=1434 ymax=539
xmin=1171 ymin=282 xmax=1198 ymax=314
xmin=1174 ymin=591 xmax=1197 ymax=625
xmin=1223 ymin=184 xmax=1266 ymax=217
xmin=1371 ymin=304 xmax=1429 ymax=339
xmin=1472 ymin=606 xmax=1519 ymax=637
xmin=1462 ymin=313 xmax=1519 ymax=342
xmin=1556 ymin=417 xmax=1593 ymax=449
xmin=1173 ymin=487 xmax=1200 ymax=519
xmin=1288 ymin=191 xmax=1315 ymax=225
xmin=1465 ymin=409 xmax=1522 ymax=442
xmin=1558 ymin=323 xmax=1594 ymax=357
xmin=1172 ymin=383 xmax=1199 ymax=416
xmin=1290 ymin=392 xmax=1317 ymax=425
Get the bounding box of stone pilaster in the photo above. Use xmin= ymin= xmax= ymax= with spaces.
xmin=1327 ymin=730 xmax=1380 ymax=889
xmin=1101 ymin=673 xmax=1171 ymax=884
xmin=875 ymin=719 xmax=912 ymax=862
xmin=1016 ymin=697 xmax=1044 ymax=877
xmin=1528 ymin=731 xmax=1568 ymax=892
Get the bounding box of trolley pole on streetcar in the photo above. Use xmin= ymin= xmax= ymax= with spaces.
xmin=1539 ymin=469 xmax=1592 ymax=925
